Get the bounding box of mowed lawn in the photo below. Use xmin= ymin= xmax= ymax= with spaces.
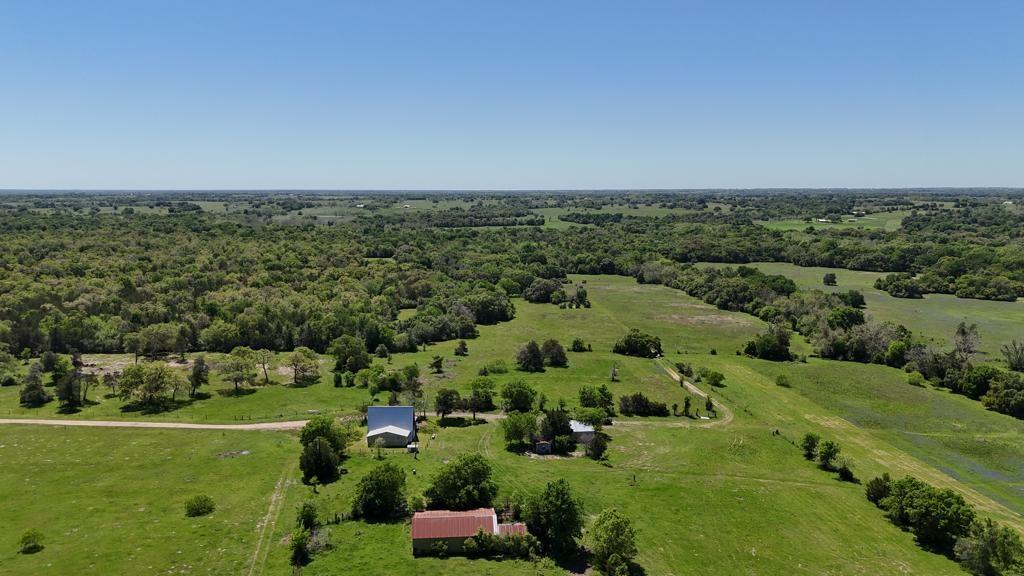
xmin=0 ymin=426 xmax=297 ymax=576
xmin=698 ymin=261 xmax=1024 ymax=359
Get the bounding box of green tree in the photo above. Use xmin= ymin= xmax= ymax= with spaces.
xmin=516 ymin=340 xmax=545 ymax=372
xmin=424 ymin=453 xmax=497 ymax=510
xmin=352 ymin=462 xmax=407 ymax=520
xmin=468 ymin=377 xmax=495 ymax=418
xmin=434 ymin=388 xmax=460 ymax=419
xmin=589 ymin=509 xmax=637 ymax=575
xmin=328 ymin=335 xmax=371 ymax=373
xmin=817 ymin=440 xmax=841 ymax=470
xmin=501 ymin=379 xmax=536 ymax=413
xmin=454 ymin=340 xmax=469 ymax=356
xmin=525 ymin=479 xmax=584 ymax=555
xmin=299 ymin=437 xmax=340 ymax=484
xmin=501 ymin=411 xmax=538 ymax=449
xmin=429 ymin=355 xmax=444 ymax=374
xmin=541 ymin=339 xmax=568 ymax=367
xmin=189 ymin=355 xmax=209 ymax=397
xmin=954 ymin=518 xmax=1024 ymax=576
xmin=288 ymin=347 xmax=321 ymax=387
xmin=19 ymin=366 xmax=51 ymax=407
xmin=299 ymin=415 xmax=351 ymax=457
xmin=221 ymin=347 xmax=257 ymax=394
xmin=800 ymin=432 xmax=820 ymax=460
xmin=253 ymin=348 xmax=273 ymax=383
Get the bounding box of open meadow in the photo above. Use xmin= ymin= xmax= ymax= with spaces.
xmin=3 ymin=276 xmax=1022 ymax=575
xmin=697 ymin=261 xmax=1024 ymax=360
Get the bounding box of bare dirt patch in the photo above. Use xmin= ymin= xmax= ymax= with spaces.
xmin=654 ymin=313 xmax=752 ymax=327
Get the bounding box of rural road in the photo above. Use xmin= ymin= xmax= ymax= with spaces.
xmin=0 ymin=418 xmax=308 ymax=430
xmin=654 ymin=359 xmax=735 ymax=427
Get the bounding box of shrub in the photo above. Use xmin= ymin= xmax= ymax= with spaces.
xmin=817 ymin=440 xmax=841 ymax=470
xmin=552 ymin=435 xmax=577 ymax=455
xmin=570 ymin=338 xmax=588 ymax=352
xmin=775 ymin=374 xmax=791 ymax=387
xmin=290 ymin=528 xmax=311 ymax=566
xmin=184 ymin=494 xmax=216 ymax=517
xmin=296 ymin=501 xmax=319 ymax=530
xmin=409 ymin=494 xmax=426 ymax=512
xmin=478 ymin=359 xmax=508 ymax=376
xmin=612 ymin=329 xmax=662 ymax=358
xmin=800 ymin=433 xmax=820 ymax=460
xmin=18 ymin=529 xmax=43 ymax=554
xmin=907 ymin=371 xmax=926 ymax=387
xmin=865 ymin=473 xmax=892 ymax=505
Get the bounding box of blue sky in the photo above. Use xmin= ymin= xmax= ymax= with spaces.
xmin=1 ymin=1 xmax=1022 ymax=189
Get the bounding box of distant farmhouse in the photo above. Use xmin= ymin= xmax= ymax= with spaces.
xmin=365 ymin=405 xmax=416 ymax=447
xmin=411 ymin=508 xmax=527 ymax=555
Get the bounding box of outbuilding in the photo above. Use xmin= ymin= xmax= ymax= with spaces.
xmin=366 ymin=405 xmax=416 ymax=447
xmin=569 ymin=419 xmax=595 ymax=445
xmin=411 ymin=508 xmax=527 ymax=555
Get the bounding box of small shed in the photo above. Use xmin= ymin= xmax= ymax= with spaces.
xmin=366 ymin=405 xmax=416 ymax=447
xmin=534 ymin=440 xmax=552 ymax=455
xmin=569 ymin=420 xmax=595 ymax=445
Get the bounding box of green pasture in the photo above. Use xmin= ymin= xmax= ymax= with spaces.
xmin=698 ymin=261 xmax=1024 ymax=360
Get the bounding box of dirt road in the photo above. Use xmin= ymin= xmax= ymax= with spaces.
xmin=0 ymin=418 xmax=307 ymax=430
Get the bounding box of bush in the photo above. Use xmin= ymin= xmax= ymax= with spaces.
xmin=290 ymin=528 xmax=311 ymax=566
xmin=478 ymin=359 xmax=508 ymax=376
xmin=296 ymin=500 xmax=319 ymax=530
xmin=184 ymin=494 xmax=216 ymax=517
xmin=18 ymin=529 xmax=43 ymax=554
xmin=865 ymin=473 xmax=892 ymax=505
xmin=800 ymin=433 xmax=820 ymax=460
xmin=552 ymin=435 xmax=577 ymax=455
xmin=775 ymin=374 xmax=791 ymax=387
xmin=612 ymin=329 xmax=663 ymax=358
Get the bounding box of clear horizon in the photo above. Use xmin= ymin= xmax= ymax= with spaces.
xmin=2 ymin=1 xmax=1022 ymax=189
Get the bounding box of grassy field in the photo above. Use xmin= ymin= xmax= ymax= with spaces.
xmin=0 ymin=426 xmax=296 ymax=576
xmin=0 ymin=352 xmax=366 ymax=423
xmin=757 ymin=210 xmax=909 ymax=231
xmin=698 ymin=261 xmax=1024 ymax=359
xmin=3 ymin=275 xmax=1023 ymax=575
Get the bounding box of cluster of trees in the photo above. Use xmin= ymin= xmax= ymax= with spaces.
xmin=433 ymin=377 xmax=496 ymax=420
xmin=618 ymin=392 xmax=670 ymax=417
xmin=865 ymin=474 xmax=1024 ymax=574
xmin=906 ymin=324 xmax=1024 ymax=420
xmin=612 ymin=329 xmax=662 ymax=358
xmin=515 ymin=339 xmax=567 ymax=372
xmin=800 ymin=433 xmax=855 ymax=482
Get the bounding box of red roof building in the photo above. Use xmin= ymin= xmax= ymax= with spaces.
xmin=411 ymin=508 xmax=528 ymax=555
